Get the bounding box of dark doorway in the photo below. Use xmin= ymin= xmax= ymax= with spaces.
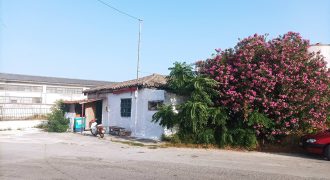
xmin=75 ymin=104 xmax=82 ymax=117
xmin=95 ymin=100 xmax=103 ymax=124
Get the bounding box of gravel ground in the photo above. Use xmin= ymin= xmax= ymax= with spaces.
xmin=0 ymin=129 xmax=329 ymax=180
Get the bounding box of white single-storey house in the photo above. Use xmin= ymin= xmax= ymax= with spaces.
xmin=83 ymin=74 xmax=183 ymax=140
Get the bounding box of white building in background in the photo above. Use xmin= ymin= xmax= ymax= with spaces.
xmin=309 ymin=43 xmax=330 ymax=68
xmin=0 ymin=73 xmax=113 ymax=120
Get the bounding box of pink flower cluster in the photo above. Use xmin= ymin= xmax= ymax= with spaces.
xmin=197 ymin=32 xmax=330 ymax=135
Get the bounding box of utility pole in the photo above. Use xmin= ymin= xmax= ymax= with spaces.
xmin=96 ymin=0 xmax=143 ymax=137
xmin=134 ymin=19 xmax=142 ymax=136
xmin=136 ymin=19 xmax=142 ymax=80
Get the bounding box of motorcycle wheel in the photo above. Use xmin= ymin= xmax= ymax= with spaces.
xmin=100 ymin=133 xmax=104 ymax=138
xmin=90 ymin=129 xmax=97 ymax=136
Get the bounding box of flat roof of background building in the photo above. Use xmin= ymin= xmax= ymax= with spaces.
xmin=0 ymin=73 xmax=115 ymax=87
xmin=311 ymin=43 xmax=330 ymax=46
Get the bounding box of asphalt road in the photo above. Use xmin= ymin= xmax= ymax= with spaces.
xmin=0 ymin=129 xmax=329 ymax=180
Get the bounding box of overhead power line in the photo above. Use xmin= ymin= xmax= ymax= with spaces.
xmin=95 ymin=0 xmax=144 ymax=139
xmin=95 ymin=0 xmax=142 ymax=21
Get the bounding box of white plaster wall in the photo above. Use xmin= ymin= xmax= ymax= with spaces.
xmin=0 ymin=120 xmax=47 ymax=130
xmin=308 ymin=45 xmax=330 ymax=68
xmin=164 ymin=92 xmax=186 ymax=107
xmin=135 ymin=89 xmax=165 ymax=140
xmin=101 ymin=98 xmax=109 ymax=127
xmin=100 ymin=89 xmax=186 ymax=140
xmin=107 ymin=91 xmax=135 ymax=131
xmin=106 ymin=89 xmax=166 ymax=140
xmin=44 ymin=93 xmax=85 ymax=104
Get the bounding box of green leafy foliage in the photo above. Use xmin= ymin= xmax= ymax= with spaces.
xmin=247 ymin=111 xmax=273 ymax=128
xmin=209 ymin=107 xmax=229 ymax=126
xmin=179 ymin=101 xmax=209 ymax=133
xmin=152 ymin=104 xmax=177 ymax=129
xmin=153 ymin=62 xmax=257 ymax=148
xmin=167 ymin=62 xmax=194 ymax=94
xmin=230 ymin=128 xmax=258 ymax=149
xmin=215 ymin=125 xmax=232 ymax=147
xmin=46 ymin=100 xmax=69 ymax=132
xmin=154 ymin=33 xmax=330 ymax=149
xmin=196 ymin=129 xmax=215 ymax=144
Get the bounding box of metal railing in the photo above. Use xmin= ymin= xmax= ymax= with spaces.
xmin=0 ymin=107 xmax=51 ymax=121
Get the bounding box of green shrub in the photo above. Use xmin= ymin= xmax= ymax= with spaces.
xmin=196 ymin=129 xmax=215 ymax=144
xmin=152 ymin=105 xmax=178 ymax=129
xmin=215 ymin=126 xmax=233 ymax=147
xmin=161 ymin=134 xmax=181 ymax=144
xmin=161 ymin=134 xmax=171 ymax=141
xmin=174 ymin=132 xmax=193 ymax=144
xmin=153 ymin=62 xmax=259 ymax=149
xmin=169 ymin=134 xmax=182 ymax=144
xmin=46 ymin=100 xmax=69 ymax=132
xmin=35 ymin=122 xmax=48 ymax=130
xmin=230 ymin=128 xmax=258 ymax=149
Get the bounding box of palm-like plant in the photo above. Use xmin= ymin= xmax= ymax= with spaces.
xmin=167 ymin=62 xmax=194 ymax=94
xmin=190 ymin=76 xmax=219 ymax=105
xmin=152 ymin=104 xmax=177 ymax=129
xmin=153 ymin=62 xmax=229 ymax=144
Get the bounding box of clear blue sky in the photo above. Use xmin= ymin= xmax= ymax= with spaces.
xmin=0 ymin=0 xmax=329 ymax=82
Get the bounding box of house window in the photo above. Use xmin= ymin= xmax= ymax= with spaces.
xmin=120 ymin=98 xmax=132 ymax=117
xmin=148 ymin=101 xmax=164 ymax=111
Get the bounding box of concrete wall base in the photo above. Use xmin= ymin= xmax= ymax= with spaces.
xmin=0 ymin=120 xmax=47 ymax=130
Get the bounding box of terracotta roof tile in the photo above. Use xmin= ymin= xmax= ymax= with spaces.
xmin=84 ymin=73 xmax=167 ymax=93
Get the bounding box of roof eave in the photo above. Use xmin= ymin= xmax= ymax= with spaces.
xmin=84 ymin=84 xmax=168 ymax=95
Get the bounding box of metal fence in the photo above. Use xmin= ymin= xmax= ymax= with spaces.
xmin=0 ymin=107 xmax=51 ymax=121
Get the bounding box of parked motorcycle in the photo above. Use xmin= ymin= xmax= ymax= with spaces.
xmin=89 ymin=119 xmax=105 ymax=138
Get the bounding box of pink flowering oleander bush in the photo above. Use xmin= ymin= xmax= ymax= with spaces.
xmin=197 ymin=32 xmax=330 ymax=142
xmin=154 ymin=32 xmax=329 ymax=149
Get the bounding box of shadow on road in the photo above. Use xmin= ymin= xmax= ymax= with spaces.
xmin=77 ymin=131 xmax=159 ymax=144
xmin=263 ymin=151 xmax=327 ymax=161
xmin=73 ymin=130 xmax=329 ymax=161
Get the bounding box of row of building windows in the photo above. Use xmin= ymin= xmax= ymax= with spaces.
xmin=0 ymin=96 xmax=42 ymax=104
xmin=0 ymin=84 xmax=83 ymax=94
xmin=120 ymin=98 xmax=163 ymax=117
xmin=0 ymin=84 xmax=43 ymax=92
xmin=46 ymin=87 xmax=83 ymax=94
